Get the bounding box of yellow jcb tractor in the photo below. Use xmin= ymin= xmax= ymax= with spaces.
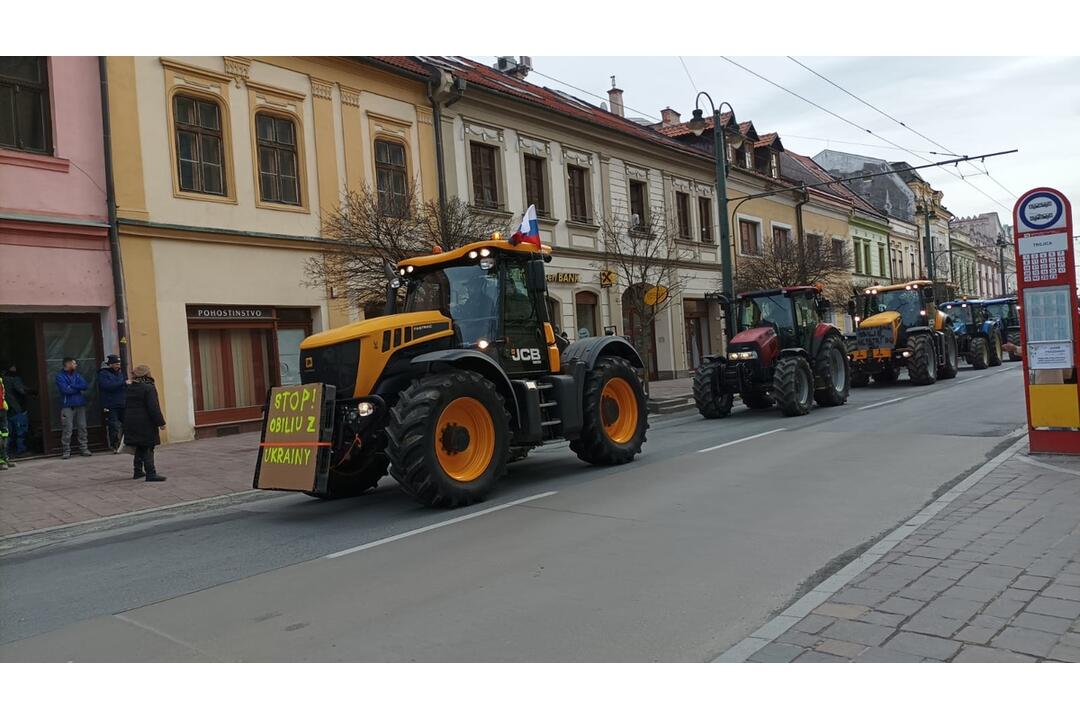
xmin=847 ymin=279 xmax=959 ymax=387
xmin=261 ymin=237 xmax=648 ymax=508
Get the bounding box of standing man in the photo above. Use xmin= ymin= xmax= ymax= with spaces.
xmin=2 ymin=363 xmax=33 ymax=457
xmin=55 ymin=357 xmax=91 ymax=459
xmin=97 ymin=354 xmax=127 ymax=451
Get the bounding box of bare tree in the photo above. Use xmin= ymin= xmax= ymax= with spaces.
xmin=305 ymin=185 xmax=507 ymax=308
xmin=599 ymin=206 xmax=694 ymax=382
xmin=735 ymin=229 xmax=854 ymax=303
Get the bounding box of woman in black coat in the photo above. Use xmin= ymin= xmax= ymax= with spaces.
xmin=123 ymin=365 xmax=167 ymax=482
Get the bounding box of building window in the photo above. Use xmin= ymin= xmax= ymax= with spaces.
xmin=772 ymin=226 xmax=791 ymax=255
xmin=255 ymin=113 xmax=300 ymax=206
xmin=575 ymin=291 xmax=598 ymax=338
xmin=375 ymin=138 xmax=408 ymax=216
xmin=864 ymin=244 xmax=873 ymax=277
xmin=675 ymin=191 xmax=691 ymax=239
xmin=769 ymin=153 xmax=779 ymax=178
xmin=568 ymin=165 xmax=591 ymax=223
xmin=470 ymin=142 xmax=500 ymax=209
xmin=174 ymin=94 xmax=226 ymax=195
xmin=698 ymin=197 xmax=713 ymax=242
xmin=628 ymin=179 xmax=647 ymax=227
xmin=744 ymin=148 xmax=753 ymax=170
xmin=524 ymin=155 xmax=548 ymax=217
xmin=878 ymin=245 xmax=887 ymax=279
xmin=854 ymin=240 xmax=864 ymax=274
xmin=806 ymin=233 xmax=823 ymax=256
xmin=739 ymin=219 xmax=760 ymax=255
xmin=0 ymin=57 xmax=51 ymax=153
xmin=832 ymin=238 xmax=846 ymax=263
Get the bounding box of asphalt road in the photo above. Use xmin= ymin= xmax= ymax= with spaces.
xmin=0 ymin=362 xmax=1026 ymax=661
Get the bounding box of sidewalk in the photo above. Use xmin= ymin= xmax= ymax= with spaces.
xmin=0 ymin=433 xmax=259 ymax=538
xmin=736 ymin=442 xmax=1080 ymax=663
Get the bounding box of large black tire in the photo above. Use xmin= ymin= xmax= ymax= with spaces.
xmin=1007 ymin=329 xmax=1022 ymax=361
xmin=571 ymin=356 xmax=648 ymax=466
xmin=970 ymin=336 xmax=989 ymax=369
xmin=939 ymin=328 xmax=959 ymax=380
xmin=988 ymin=330 xmax=1003 ymax=367
xmin=773 ymin=355 xmax=814 ymax=417
xmin=742 ymin=387 xmax=774 ymax=409
xmin=386 ymin=370 xmax=509 ymax=508
xmin=304 ymin=450 xmax=386 ymax=500
xmin=850 ymin=366 xmax=871 ymax=388
xmin=907 ymin=332 xmax=938 ymax=385
xmin=813 ymin=334 xmax=850 ymax=407
xmin=693 ymin=359 xmax=733 ymax=419
xmin=873 ymin=366 xmax=900 ymax=385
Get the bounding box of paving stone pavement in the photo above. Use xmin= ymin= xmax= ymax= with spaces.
xmin=745 ymin=446 xmax=1080 ymax=663
xmin=0 ymin=433 xmax=259 ymax=538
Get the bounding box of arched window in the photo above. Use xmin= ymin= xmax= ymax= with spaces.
xmin=174 ymin=94 xmax=226 ymax=195
xmin=375 ymin=139 xmax=408 ymax=216
xmin=575 ymin=291 xmax=598 ymax=339
xmin=255 ymin=112 xmax=300 ymax=205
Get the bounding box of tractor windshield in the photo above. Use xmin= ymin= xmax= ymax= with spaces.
xmin=737 ymin=294 xmax=794 ymax=333
xmin=863 ymin=289 xmax=922 ymax=326
xmin=943 ymin=304 xmax=973 ymax=325
xmin=405 ymin=263 xmax=500 ymax=345
xmin=984 ymin=302 xmax=1016 ymax=325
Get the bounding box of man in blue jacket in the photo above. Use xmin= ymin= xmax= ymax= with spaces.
xmin=56 ymin=357 xmax=91 ymax=459
xmin=97 ymin=354 xmax=128 ymax=451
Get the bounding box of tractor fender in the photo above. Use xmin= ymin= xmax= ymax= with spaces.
xmin=410 ymin=349 xmax=521 ymax=429
xmin=779 ymin=347 xmax=809 ymax=358
xmin=561 ymin=335 xmax=644 ymax=371
xmin=810 ymin=324 xmax=844 ymax=358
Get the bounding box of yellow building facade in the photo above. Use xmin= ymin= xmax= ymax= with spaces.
xmin=107 ymin=56 xmax=437 ymax=441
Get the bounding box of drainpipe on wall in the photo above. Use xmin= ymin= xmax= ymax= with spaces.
xmin=421 ymin=60 xmax=466 ymax=215
xmin=794 ymin=188 xmax=809 ymax=255
xmin=98 ymin=56 xmax=130 ymax=374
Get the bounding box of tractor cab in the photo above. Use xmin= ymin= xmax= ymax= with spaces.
xmin=734 ymin=287 xmax=831 ymax=354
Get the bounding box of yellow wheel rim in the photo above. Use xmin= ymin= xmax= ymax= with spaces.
xmin=600 ymin=377 xmax=638 ymax=445
xmin=435 ymin=397 xmax=495 ymax=482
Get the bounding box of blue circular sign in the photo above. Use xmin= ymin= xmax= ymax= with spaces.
xmin=1020 ymin=191 xmax=1064 ymax=230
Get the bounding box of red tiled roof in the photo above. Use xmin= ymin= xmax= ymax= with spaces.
xmin=656 ymin=112 xmax=735 ymax=138
xmin=363 ymin=56 xmax=709 ymax=160
xmin=755 ymin=132 xmax=781 ymax=148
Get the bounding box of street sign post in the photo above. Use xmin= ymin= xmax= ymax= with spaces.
xmin=1012 ymin=187 xmax=1080 ymax=454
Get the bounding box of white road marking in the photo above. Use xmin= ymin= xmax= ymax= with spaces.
xmin=956 ymin=376 xmax=983 ymax=384
xmin=698 ymin=428 xmax=785 ymax=454
xmin=324 ymin=491 xmax=558 ymax=559
xmin=859 ymin=396 xmax=906 ymax=410
xmin=996 ymin=367 xmax=1016 ymax=373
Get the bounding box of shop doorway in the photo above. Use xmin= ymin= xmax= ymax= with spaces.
xmin=0 ymin=312 xmax=106 ymax=456
xmin=683 ymin=299 xmax=711 ymax=372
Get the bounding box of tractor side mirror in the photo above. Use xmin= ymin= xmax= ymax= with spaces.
xmin=526 ymin=258 xmax=547 ymax=291
xmin=921 ymin=286 xmax=935 ymax=303
xmin=846 ymin=299 xmax=857 ymax=318
xmin=817 ymin=298 xmax=832 ymax=316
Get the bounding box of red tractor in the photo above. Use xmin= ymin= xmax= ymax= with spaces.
xmin=693 ymin=286 xmax=850 ymax=417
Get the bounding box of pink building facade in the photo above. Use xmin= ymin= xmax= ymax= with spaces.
xmin=1 ymin=56 xmax=117 ymax=455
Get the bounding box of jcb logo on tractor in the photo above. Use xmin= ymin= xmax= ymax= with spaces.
xmin=510 ymin=347 xmax=543 ymax=364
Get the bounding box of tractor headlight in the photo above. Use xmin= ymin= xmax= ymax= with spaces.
xmin=356 ymin=401 xmax=375 ymax=417
xmin=919 ymin=309 xmax=927 ymax=316
xmin=477 ymin=339 xmax=490 ymax=350
xmin=399 ymin=268 xmax=406 ymax=276
xmin=406 ymin=265 xmax=415 ymax=274
xmin=479 ymin=248 xmax=492 ymax=257
xmin=729 ymin=350 xmax=758 ymax=360
xmin=468 ymin=250 xmax=479 ymax=259
xmin=902 ymin=351 xmax=912 ymax=358
xmin=480 ymin=257 xmax=495 ymax=270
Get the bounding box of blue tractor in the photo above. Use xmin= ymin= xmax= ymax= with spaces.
xmin=978 ymin=296 xmax=1022 ymax=362
xmin=940 ymin=299 xmax=1004 ymax=369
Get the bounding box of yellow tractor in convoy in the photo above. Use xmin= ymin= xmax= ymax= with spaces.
xmin=848 ymin=279 xmax=959 ymax=387
xmin=258 ymin=237 xmax=648 ymax=508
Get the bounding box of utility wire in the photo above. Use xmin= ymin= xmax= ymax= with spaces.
xmin=786 ymin=56 xmax=1018 ymax=201
xmin=524 ymin=66 xmax=664 ymax=124
xmin=782 ymin=133 xmax=961 ymax=155
xmin=721 ymin=56 xmax=1012 ymax=213
xmin=677 ymin=56 xmax=698 ymax=93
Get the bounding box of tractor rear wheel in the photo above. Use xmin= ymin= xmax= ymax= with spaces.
xmin=907 ymin=333 xmax=938 ymax=385
xmin=813 ymin=334 xmax=850 ymax=407
xmin=571 ymin=356 xmax=648 ymax=465
xmin=970 ymin=336 xmax=990 ymax=369
xmin=386 ymin=370 xmax=509 ymax=508
xmin=773 ymin=355 xmax=814 ymax=416
xmin=851 ymin=367 xmax=871 ymax=388
xmin=1007 ymin=330 xmax=1022 ymax=361
xmin=304 ymin=449 xmax=386 ymax=500
xmin=988 ymin=331 xmax=1003 ymax=367
xmin=939 ymin=328 xmax=959 ymax=379
xmin=693 ymin=358 xmax=733 ymax=419
xmin=873 ymin=366 xmax=900 ymax=385
xmin=742 ymin=387 xmax=774 ymax=409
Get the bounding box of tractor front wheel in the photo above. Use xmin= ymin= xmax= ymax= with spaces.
xmin=1007 ymin=330 xmax=1022 ymax=361
xmin=773 ymin=355 xmax=814 ymax=416
xmin=571 ymin=357 xmax=648 ymax=465
xmin=387 ymin=370 xmax=509 ymax=508
xmin=939 ymin=328 xmax=959 ymax=379
xmin=970 ymin=336 xmax=990 ymax=370
xmin=693 ymin=358 xmax=733 ymax=419
xmin=813 ymin=335 xmax=850 ymax=407
xmin=908 ymin=333 xmax=938 ymax=385
xmin=988 ymin=331 xmax=1003 ymax=367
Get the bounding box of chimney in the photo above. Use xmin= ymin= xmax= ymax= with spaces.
xmin=495 ymin=56 xmax=531 ymax=80
xmin=660 ymin=107 xmax=681 ymax=127
xmin=607 ymin=75 xmax=624 ymax=117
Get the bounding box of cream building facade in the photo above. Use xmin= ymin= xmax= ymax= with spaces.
xmin=107 ymin=56 xmax=438 ymax=441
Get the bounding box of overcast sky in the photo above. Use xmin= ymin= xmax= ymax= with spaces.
xmin=473 ymin=56 xmax=1080 ymax=227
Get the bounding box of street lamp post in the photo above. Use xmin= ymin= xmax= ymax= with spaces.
xmin=688 ymin=93 xmax=735 ymax=335
xmin=996 ymin=235 xmax=1009 ymax=296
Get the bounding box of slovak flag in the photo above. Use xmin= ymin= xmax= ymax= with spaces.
xmin=511 ymin=204 xmax=542 ymax=248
